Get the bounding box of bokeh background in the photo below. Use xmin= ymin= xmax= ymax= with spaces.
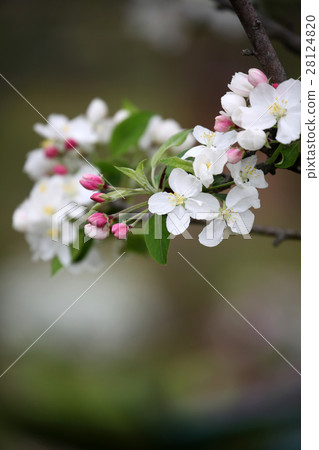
xmin=0 ymin=0 xmax=300 ymax=448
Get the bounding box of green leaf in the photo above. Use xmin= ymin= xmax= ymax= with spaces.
xmin=275 ymin=141 xmax=300 ymax=169
xmin=92 ymin=160 xmax=122 ymax=185
xmin=71 ymin=228 xmax=94 ymax=264
xmin=122 ymin=98 xmax=139 ymax=113
xmin=151 ymin=129 xmax=192 ymax=168
xmin=211 ymin=174 xmax=226 ymax=186
xmin=115 ymin=160 xmax=154 ymax=193
xmin=144 ymin=214 xmax=170 ymax=265
xmin=160 ymin=156 xmax=194 ymax=173
xmin=51 ymin=256 xmax=63 ymax=276
xmin=266 ymin=144 xmax=285 ymax=165
xmin=126 ymin=233 xmax=148 ymax=254
xmin=110 ymin=111 xmax=154 ymax=156
xmin=213 ymin=193 xmax=226 ymax=202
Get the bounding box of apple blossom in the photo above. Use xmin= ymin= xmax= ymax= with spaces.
xmin=44 ymin=146 xmax=59 ymax=158
xmin=226 ymin=147 xmax=244 ymax=164
xmin=237 ymin=129 xmax=267 ymax=151
xmin=84 ymin=223 xmax=109 ymax=240
xmin=214 ymin=115 xmax=233 ymax=132
xmin=88 ymin=212 xmax=109 ymax=227
xmin=220 ymin=92 xmax=246 ymax=116
xmin=148 ymin=168 xmax=215 ymax=235
xmin=86 ymin=98 xmax=108 ymax=122
xmin=182 ymin=126 xmax=237 ymax=159
xmin=227 ymin=155 xmax=268 ymax=189
xmin=239 ymin=79 xmax=301 ymax=144
xmin=248 ymin=68 xmax=268 ymax=87
xmin=65 ymin=138 xmax=78 ymax=150
xmin=53 ymin=164 xmax=68 ymax=175
xmin=111 ymin=223 xmax=130 ymax=239
xmin=228 ymin=72 xmax=254 ymax=97
xmin=90 ymin=192 xmax=105 ymax=203
xmin=199 ymin=186 xmax=260 ymax=247
xmin=80 ymin=173 xmax=105 ymax=190
xmin=193 ymin=147 xmax=229 ymax=188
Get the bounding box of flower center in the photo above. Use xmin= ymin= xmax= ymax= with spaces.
xmin=201 ymin=130 xmax=216 ymax=146
xmin=219 ymin=205 xmax=234 ymax=223
xmin=168 ymin=192 xmax=185 ymax=207
xmin=240 ymin=164 xmax=258 ymax=182
xmin=43 ymin=205 xmax=55 ymax=215
xmin=206 ymin=162 xmax=212 ymax=170
xmin=269 ymin=97 xmax=287 ymax=120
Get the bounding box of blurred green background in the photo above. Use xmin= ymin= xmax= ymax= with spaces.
xmin=0 ymin=0 xmax=300 ymax=448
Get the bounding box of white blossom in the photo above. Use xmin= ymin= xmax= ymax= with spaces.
xmin=238 ymin=79 xmax=301 ymax=144
xmin=228 ymin=72 xmax=254 ymax=97
xmin=148 ymin=168 xmax=215 ymax=235
xmin=182 ymin=126 xmax=237 ymax=159
xmin=199 ymin=186 xmax=260 ymax=247
xmin=227 ymin=155 xmax=268 ymax=189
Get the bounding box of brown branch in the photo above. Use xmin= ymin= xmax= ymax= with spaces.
xmin=214 ymin=0 xmax=300 ymax=54
xmin=251 ymin=224 xmax=301 ymax=246
xmin=191 ymin=220 xmax=300 ymax=245
xmin=227 ymin=0 xmax=287 ymax=82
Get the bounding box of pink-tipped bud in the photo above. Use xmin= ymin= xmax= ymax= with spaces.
xmin=90 ymin=192 xmax=105 ymax=203
xmin=84 ymin=223 xmax=109 ymax=240
xmin=227 ymin=147 xmax=244 ymax=164
xmin=214 ymin=115 xmax=233 ymax=132
xmin=248 ymin=68 xmax=268 ymax=87
xmin=272 ymin=83 xmax=279 ymax=89
xmin=111 ymin=223 xmax=130 ymax=240
xmin=88 ymin=212 xmax=108 ymax=228
xmin=65 ymin=138 xmax=78 ymax=150
xmin=80 ymin=173 xmax=105 ymax=190
xmin=44 ymin=146 xmax=59 ymax=158
xmin=53 ymin=164 xmax=68 ymax=175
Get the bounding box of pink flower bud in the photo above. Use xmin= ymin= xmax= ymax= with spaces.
xmin=227 ymin=147 xmax=244 ymax=164
xmin=84 ymin=223 xmax=109 ymax=240
xmin=248 ymin=68 xmax=268 ymax=87
xmin=65 ymin=138 xmax=78 ymax=150
xmin=111 ymin=223 xmax=130 ymax=240
xmin=272 ymin=83 xmax=279 ymax=89
xmin=90 ymin=192 xmax=105 ymax=203
xmin=53 ymin=164 xmax=68 ymax=175
xmin=44 ymin=146 xmax=59 ymax=158
xmin=80 ymin=173 xmax=105 ymax=190
xmin=88 ymin=212 xmax=108 ymax=227
xmin=214 ymin=115 xmax=233 ymax=132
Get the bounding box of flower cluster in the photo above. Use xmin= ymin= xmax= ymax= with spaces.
xmin=13 ymin=98 xmax=193 ymax=271
xmin=13 ymin=69 xmax=301 ymax=269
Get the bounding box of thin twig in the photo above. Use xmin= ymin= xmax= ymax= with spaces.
xmin=251 ymin=224 xmax=301 ymax=246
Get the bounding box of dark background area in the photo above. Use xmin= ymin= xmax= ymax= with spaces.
xmin=0 ymin=1 xmax=300 ymax=448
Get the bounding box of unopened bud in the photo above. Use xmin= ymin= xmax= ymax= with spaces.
xmin=248 ymin=68 xmax=268 ymax=87
xmin=227 ymin=147 xmax=244 ymax=164
xmin=80 ymin=173 xmax=105 ymax=190
xmin=214 ymin=115 xmax=233 ymax=132
xmin=53 ymin=164 xmax=68 ymax=175
xmin=111 ymin=223 xmax=130 ymax=239
xmin=84 ymin=223 xmax=109 ymax=240
xmin=88 ymin=212 xmax=108 ymax=227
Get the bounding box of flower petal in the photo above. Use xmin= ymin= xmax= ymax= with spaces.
xmin=185 ymin=193 xmax=220 ymax=220
xmin=168 ymin=168 xmax=202 ymax=198
xmin=166 ymin=206 xmax=190 ymax=235
xmin=226 ymin=186 xmax=260 ymax=212
xmin=240 ymin=106 xmax=276 ymax=130
xmin=276 ymin=113 xmax=301 ymax=144
xmin=228 ymin=210 xmax=255 ymax=234
xmin=148 ymin=192 xmax=175 ymax=214
xmin=182 ymin=145 xmax=205 ymax=159
xmin=193 ymin=125 xmax=214 ymax=145
xmin=213 ymin=130 xmax=238 ymax=148
xmin=276 ymin=79 xmax=301 ymax=104
xmin=199 ymin=218 xmax=226 ymax=247
xmin=249 ymin=83 xmax=276 ymax=108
